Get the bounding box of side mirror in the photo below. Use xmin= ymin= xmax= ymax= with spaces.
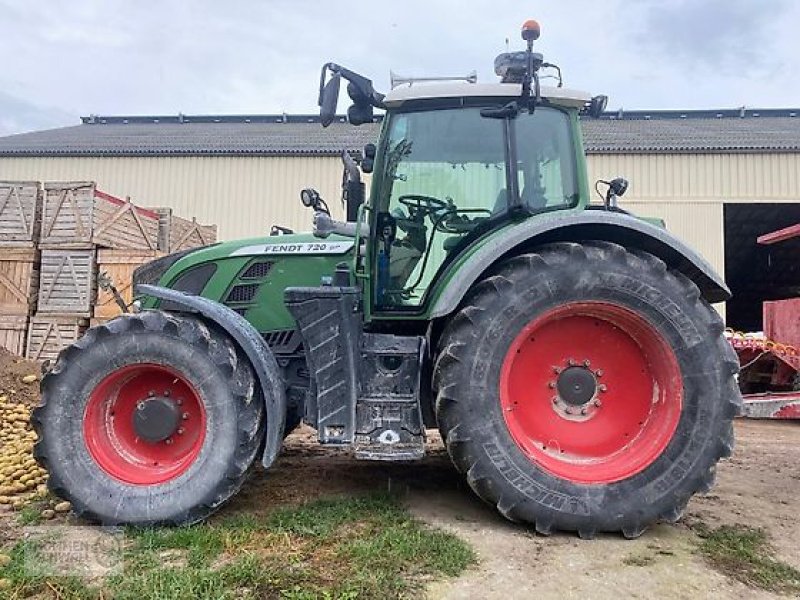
xmin=587 ymin=95 xmax=608 ymax=118
xmin=319 ymin=73 xmax=341 ymax=128
xmin=361 ymin=143 xmax=376 ymax=173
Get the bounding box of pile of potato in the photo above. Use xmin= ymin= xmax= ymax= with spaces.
xmin=0 ymin=380 xmax=49 ymax=510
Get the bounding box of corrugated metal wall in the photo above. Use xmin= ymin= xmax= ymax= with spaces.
xmin=0 ymin=156 xmax=346 ymax=240
xmin=588 ymin=153 xmax=800 ymax=201
xmin=588 ymin=153 xmax=800 ymax=278
xmin=0 ymin=153 xmax=798 ymax=277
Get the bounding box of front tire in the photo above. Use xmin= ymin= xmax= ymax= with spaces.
xmin=33 ymin=311 xmax=265 ymax=526
xmin=434 ymin=242 xmax=741 ymax=538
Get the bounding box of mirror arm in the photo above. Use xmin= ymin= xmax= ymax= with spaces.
xmin=325 ymin=63 xmax=386 ymax=109
xmin=313 ymin=212 xmax=369 ymax=239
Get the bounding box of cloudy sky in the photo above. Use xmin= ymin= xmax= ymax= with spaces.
xmin=0 ymin=0 xmax=797 ymax=136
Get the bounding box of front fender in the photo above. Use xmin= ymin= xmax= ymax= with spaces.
xmin=136 ymin=284 xmax=286 ymax=469
xmin=429 ymin=210 xmax=731 ymax=318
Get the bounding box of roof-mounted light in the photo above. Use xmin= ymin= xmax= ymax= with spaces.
xmin=521 ymin=19 xmax=541 ymax=42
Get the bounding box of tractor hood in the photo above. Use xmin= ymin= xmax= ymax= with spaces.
xmin=135 ymin=231 xmax=357 ymax=331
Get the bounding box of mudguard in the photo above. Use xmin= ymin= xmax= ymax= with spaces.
xmin=430 ymin=210 xmax=731 ymax=318
xmin=136 ymin=284 xmax=286 ymax=469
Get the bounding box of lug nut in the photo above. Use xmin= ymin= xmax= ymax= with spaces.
xmin=552 ymin=397 xmax=558 ymax=404
xmin=548 ymin=381 xmax=556 ymax=389
xmin=599 ymin=384 xmax=608 ymax=392
xmin=564 ymin=407 xmax=573 ymax=415
xmin=137 ymin=401 xmax=146 ymax=411
xmin=596 ymin=369 xmax=604 ymax=377
xmin=567 ymin=358 xmax=576 ymax=366
xmin=580 ymin=408 xmax=588 ymax=416
xmin=553 ymin=367 xmax=562 ymax=375
xmin=163 ymin=390 xmax=170 ymax=397
xmin=148 ymin=390 xmax=155 ymax=397
xmin=182 ymin=412 xmax=189 ymax=420
xmin=583 ymin=359 xmax=591 ymax=367
xmin=177 ymin=428 xmax=185 ymax=435
xmin=594 ymin=399 xmax=602 ymax=408
xmin=165 ymin=438 xmax=173 ymax=445
xmin=176 ymin=398 xmax=183 ymax=406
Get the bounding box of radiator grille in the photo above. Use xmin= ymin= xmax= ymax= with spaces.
xmin=225 ymin=283 xmax=259 ymax=304
xmin=241 ymin=261 xmax=274 ymax=279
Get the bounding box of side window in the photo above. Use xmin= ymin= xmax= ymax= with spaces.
xmin=516 ymin=109 xmax=577 ymax=210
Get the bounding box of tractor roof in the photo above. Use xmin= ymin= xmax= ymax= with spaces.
xmin=383 ymin=82 xmax=591 ymax=110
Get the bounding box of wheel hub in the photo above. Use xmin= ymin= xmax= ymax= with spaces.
xmin=556 ymin=366 xmax=597 ymax=406
xmin=133 ymin=396 xmax=180 ymax=443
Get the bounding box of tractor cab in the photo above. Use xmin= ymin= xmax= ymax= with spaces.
xmin=313 ymin=19 xmax=608 ymax=312
xmin=371 ymin=84 xmax=587 ymax=308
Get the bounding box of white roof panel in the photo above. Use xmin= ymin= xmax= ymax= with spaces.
xmin=383 ymin=82 xmax=591 ymax=109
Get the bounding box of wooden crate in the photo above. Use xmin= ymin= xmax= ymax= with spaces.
xmin=0 ymin=315 xmax=28 ymax=356
xmin=40 ymin=182 xmax=160 ymax=250
xmin=0 ymin=247 xmax=39 ymax=315
xmin=154 ymin=208 xmax=217 ymax=252
xmin=94 ymin=249 xmax=163 ymax=318
xmin=37 ymin=248 xmax=96 ymax=316
xmin=0 ymin=181 xmax=41 ymax=246
xmin=25 ymin=315 xmax=88 ymax=362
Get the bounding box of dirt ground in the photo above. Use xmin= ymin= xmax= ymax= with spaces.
xmin=228 ymin=420 xmax=800 ymax=600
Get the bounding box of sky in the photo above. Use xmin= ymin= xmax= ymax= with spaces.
xmin=0 ymin=0 xmax=798 ymax=136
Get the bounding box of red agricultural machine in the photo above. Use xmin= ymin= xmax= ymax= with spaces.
xmin=730 ymin=222 xmax=800 ymax=419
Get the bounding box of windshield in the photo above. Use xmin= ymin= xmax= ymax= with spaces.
xmin=376 ymin=106 xmax=578 ymax=308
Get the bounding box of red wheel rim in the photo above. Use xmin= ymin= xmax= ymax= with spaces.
xmin=500 ymin=302 xmax=682 ymax=484
xmin=83 ymin=364 xmax=206 ymax=485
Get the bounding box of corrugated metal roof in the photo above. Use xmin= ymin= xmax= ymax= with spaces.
xmin=0 ymin=109 xmax=798 ymax=157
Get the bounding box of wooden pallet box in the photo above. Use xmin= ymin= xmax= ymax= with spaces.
xmin=36 ymin=248 xmax=96 ymax=316
xmin=0 ymin=181 xmax=41 ymax=247
xmin=25 ymin=315 xmax=88 ymax=362
xmin=0 ymin=247 xmax=39 ymax=315
xmin=40 ymin=182 xmax=160 ymax=250
xmin=0 ymin=315 xmax=28 ymax=356
xmin=154 ymin=208 xmax=217 ymax=252
xmin=94 ymin=249 xmax=163 ymax=318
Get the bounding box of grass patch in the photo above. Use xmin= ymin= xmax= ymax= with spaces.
xmin=0 ymin=493 xmax=475 ymax=599
xmin=697 ymin=524 xmax=800 ymax=594
xmin=16 ymin=504 xmax=43 ymax=526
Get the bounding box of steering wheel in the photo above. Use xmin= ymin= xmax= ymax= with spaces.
xmin=398 ymin=194 xmax=449 ymax=216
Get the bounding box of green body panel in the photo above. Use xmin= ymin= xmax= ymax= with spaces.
xmin=141 ymin=233 xmax=354 ymax=333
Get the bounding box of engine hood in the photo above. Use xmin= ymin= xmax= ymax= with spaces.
xmin=181 ymin=233 xmax=355 ymax=263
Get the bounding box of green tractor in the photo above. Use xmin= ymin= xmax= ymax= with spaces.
xmin=33 ymin=21 xmax=741 ymax=538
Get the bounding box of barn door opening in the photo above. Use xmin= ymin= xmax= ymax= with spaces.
xmin=724 ymin=203 xmax=800 ymax=332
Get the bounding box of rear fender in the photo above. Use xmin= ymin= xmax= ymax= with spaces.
xmin=136 ymin=284 xmax=286 ymax=468
xmin=429 ymin=211 xmax=731 ymax=318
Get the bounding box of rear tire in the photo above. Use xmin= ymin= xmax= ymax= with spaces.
xmin=434 ymin=242 xmax=741 ymax=538
xmin=33 ymin=311 xmax=265 ymax=526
